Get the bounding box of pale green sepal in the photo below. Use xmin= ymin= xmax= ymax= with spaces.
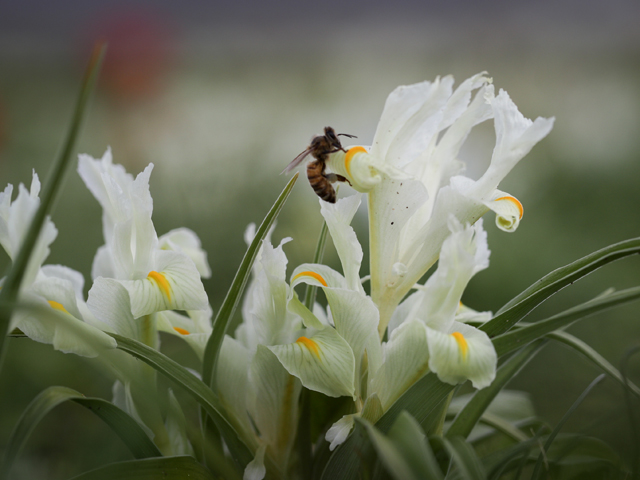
xmin=361 ymin=393 xmax=383 ymax=424
xmin=325 ymin=414 xmax=355 ymax=451
xmin=243 ymin=445 xmax=266 ymax=480
xmin=427 ymin=322 xmax=496 ymax=389
xmin=165 ymin=389 xmax=195 ymax=456
xmin=268 ymin=328 xmax=355 ymax=398
xmin=371 ymin=320 xmax=430 ymax=410
xmin=286 ymin=292 xmax=325 ymax=330
xmin=216 ymin=336 xmax=253 ymax=437
xmin=319 ymin=194 xmax=364 ymax=293
xmin=121 ymin=250 xmax=208 ymax=318
xmin=249 ymin=346 xmax=301 ymax=467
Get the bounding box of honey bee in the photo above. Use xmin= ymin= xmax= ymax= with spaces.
xmin=282 ymin=126 xmax=356 ymax=203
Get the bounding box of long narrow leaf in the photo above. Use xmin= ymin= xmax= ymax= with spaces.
xmin=109 ymin=334 xmax=253 ymax=470
xmin=69 ymin=456 xmax=214 ymax=480
xmin=492 ymin=287 xmax=640 ymax=357
xmin=0 ymin=386 xmax=160 ymax=480
xmin=443 ymin=436 xmax=486 ymax=480
xmin=202 ymin=174 xmax=298 ymax=390
xmin=531 ymin=374 xmax=606 ymax=480
xmin=482 ymin=238 xmax=640 ymax=337
xmin=446 ymin=340 xmax=546 ymax=440
xmin=0 ymin=43 xmax=106 ymax=370
xmin=548 ymin=330 xmax=640 ymax=399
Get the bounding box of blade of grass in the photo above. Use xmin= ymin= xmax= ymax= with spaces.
xmin=530 ymin=374 xmax=606 ymax=480
xmin=201 ymin=174 xmax=298 ymax=390
xmin=442 ymin=436 xmax=486 ymax=480
xmin=0 ymin=43 xmax=106 ymax=370
xmin=482 ymin=238 xmax=640 ymax=337
xmin=0 ymin=386 xmax=160 ymax=480
xmin=68 ymin=456 xmax=214 ymax=480
xmin=110 ymin=333 xmax=252 ymax=471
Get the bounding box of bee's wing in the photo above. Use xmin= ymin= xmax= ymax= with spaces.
xmin=281 ymin=148 xmax=312 ymax=174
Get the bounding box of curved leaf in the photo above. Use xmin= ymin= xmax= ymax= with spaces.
xmin=0 ymin=43 xmax=106 ymax=369
xmin=492 ymin=287 xmax=640 ymax=357
xmin=443 ymin=436 xmax=486 ymax=480
xmin=482 ymin=238 xmax=640 ymax=337
xmin=202 ymin=173 xmax=298 ymax=390
xmin=446 ymin=340 xmax=546 ymax=440
xmin=0 ymin=385 xmax=160 ymax=480
xmin=109 ymin=333 xmax=252 ymax=470
xmin=69 ymin=456 xmax=214 ymax=480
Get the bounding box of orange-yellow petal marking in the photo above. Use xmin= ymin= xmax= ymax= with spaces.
xmin=48 ymin=301 xmax=69 ymax=314
xmin=451 ymin=332 xmax=469 ymax=361
xmin=296 ymin=336 xmax=321 ymax=358
xmin=174 ymin=327 xmax=190 ymax=335
xmin=495 ymin=196 xmax=524 ymax=219
xmin=344 ymin=146 xmax=367 ymax=178
xmin=292 ymin=271 xmax=328 ymax=287
xmin=148 ymin=271 xmax=171 ymax=300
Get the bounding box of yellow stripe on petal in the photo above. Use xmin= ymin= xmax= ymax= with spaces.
xmin=48 ymin=301 xmax=69 ymax=314
xmin=293 ymin=271 xmax=328 ymax=287
xmin=344 ymin=146 xmax=367 ymax=178
xmin=148 ymin=271 xmax=172 ymax=300
xmin=174 ymin=327 xmax=190 ymax=335
xmin=296 ymin=336 xmax=321 ymax=359
xmin=495 ymin=196 xmax=524 ymax=219
xmin=451 ymin=332 xmax=469 ymax=361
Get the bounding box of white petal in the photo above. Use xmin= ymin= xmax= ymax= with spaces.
xmin=269 ymin=327 xmax=356 ymax=398
xmin=216 ymin=336 xmax=253 ymax=435
xmin=325 ymin=414 xmax=355 ymax=451
xmin=159 ymin=227 xmax=212 ymax=279
xmin=426 ymin=322 xmax=497 ymax=389
xmin=484 ymin=191 xmax=523 ymax=232
xmin=165 ymin=390 xmax=194 ymax=456
xmin=319 ymin=194 xmax=364 ymax=293
xmin=87 ymin=277 xmax=139 ymax=337
xmin=290 ymin=263 xmax=347 ymax=290
xmin=120 ymin=250 xmax=208 ymax=318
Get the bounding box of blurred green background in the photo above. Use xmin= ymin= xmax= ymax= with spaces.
xmin=0 ymin=0 xmax=639 ymax=478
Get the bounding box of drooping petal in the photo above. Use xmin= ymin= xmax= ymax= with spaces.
xmin=484 ymin=190 xmax=523 ymax=232
xmin=119 ymin=250 xmax=208 ymax=318
xmin=426 ymin=322 xmax=497 ymax=389
xmin=87 ymin=277 xmax=139 ymax=338
xmin=157 ymin=307 xmax=212 ymax=361
xmin=269 ymin=327 xmax=356 ymax=398
xmin=290 ymin=263 xmax=347 ymax=290
xmin=244 ymin=445 xmax=267 ymax=480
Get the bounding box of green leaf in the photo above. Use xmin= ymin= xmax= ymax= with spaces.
xmin=202 ymin=173 xmax=298 ymax=390
xmin=492 ymin=287 xmax=640 ymax=357
xmin=321 ymin=373 xmax=455 ymax=480
xmin=109 ymin=334 xmax=252 ymax=470
xmin=531 ymin=374 xmax=606 ymax=480
xmin=548 ymin=330 xmax=640 ymax=399
xmin=442 ymin=436 xmax=486 ymax=480
xmin=68 ymin=456 xmax=214 ymax=480
xmin=446 ymin=340 xmax=546 ymax=440
xmin=0 ymin=385 xmax=160 ymax=480
xmin=0 ymin=43 xmax=106 ymax=370
xmin=481 ymin=238 xmax=640 ymax=337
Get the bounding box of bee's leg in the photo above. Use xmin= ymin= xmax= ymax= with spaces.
xmin=325 ymin=174 xmax=352 ymax=186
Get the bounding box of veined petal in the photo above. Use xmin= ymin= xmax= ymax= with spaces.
xmin=325 ymin=414 xmax=355 ymax=451
xmin=455 ymin=303 xmax=492 ymax=325
xmin=87 ymin=277 xmax=139 ymax=338
xmin=426 ymin=322 xmax=497 ymax=389
xmin=120 ymin=250 xmax=208 ymax=318
xmin=286 ymin=292 xmax=325 ymax=330
xmin=370 ymin=320 xmax=430 ymax=410
xmin=269 ymin=328 xmax=356 ymax=398
xmin=13 ymin=293 xmax=117 ymax=357
xmin=159 ymin=228 xmax=211 ymax=278
xmin=249 ymin=346 xmax=301 ymax=466
xmin=319 ymin=194 xmax=364 ymax=293
xmin=157 ymin=307 xmax=212 ymax=361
